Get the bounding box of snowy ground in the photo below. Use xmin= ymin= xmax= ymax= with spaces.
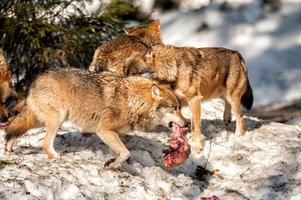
xmin=0 ymin=100 xmax=300 ymax=200
xmin=156 ymin=0 xmax=301 ymax=106
xmin=1 ymin=1 xmax=301 ymax=199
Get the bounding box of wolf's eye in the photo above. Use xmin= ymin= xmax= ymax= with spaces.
xmin=173 ymin=106 xmax=178 ymax=111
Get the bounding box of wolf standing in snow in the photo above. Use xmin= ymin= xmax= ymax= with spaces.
xmin=5 ymin=68 xmax=187 ymax=168
xmin=125 ymin=45 xmax=253 ymax=152
xmin=89 ymin=19 xmax=163 ymax=75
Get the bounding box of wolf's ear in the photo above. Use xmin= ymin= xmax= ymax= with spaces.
xmin=123 ymin=27 xmax=135 ymax=36
xmin=124 ymin=27 xmax=145 ymax=38
xmin=151 ymin=83 xmax=162 ymax=100
xmin=149 ymin=19 xmax=160 ymax=33
xmin=146 ymin=49 xmax=153 ymax=59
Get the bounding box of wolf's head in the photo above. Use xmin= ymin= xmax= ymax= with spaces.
xmin=123 ymin=44 xmax=159 ymax=77
xmin=123 ymin=19 xmax=163 ymax=47
xmin=150 ymin=83 xmax=187 ymax=128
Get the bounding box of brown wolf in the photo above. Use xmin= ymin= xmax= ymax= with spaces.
xmin=5 ymin=68 xmax=187 ymax=168
xmin=0 ymin=48 xmax=18 ymax=125
xmin=89 ymin=20 xmax=162 ymax=75
xmin=124 ymin=45 xmax=253 ymax=152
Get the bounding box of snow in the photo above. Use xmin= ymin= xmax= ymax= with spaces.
xmin=0 ymin=100 xmax=301 ymax=199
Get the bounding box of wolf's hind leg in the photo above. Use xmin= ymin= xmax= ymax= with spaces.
xmin=227 ymin=96 xmax=245 ymax=136
xmin=97 ymin=128 xmax=130 ymax=169
xmin=43 ymin=110 xmax=65 ymax=159
xmin=226 ymin=65 xmax=246 ymax=135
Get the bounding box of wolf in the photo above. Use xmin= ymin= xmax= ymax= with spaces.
xmin=89 ymin=19 xmax=162 ymax=75
xmin=0 ymin=48 xmax=18 ymax=125
xmin=124 ymin=45 xmax=253 ymax=152
xmin=5 ymin=68 xmax=187 ymax=168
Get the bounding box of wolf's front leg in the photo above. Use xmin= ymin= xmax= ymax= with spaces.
xmin=188 ymin=96 xmax=205 ymax=153
xmin=97 ymin=127 xmax=130 ymax=169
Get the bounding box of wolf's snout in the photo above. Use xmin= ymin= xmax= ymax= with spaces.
xmin=5 ymin=95 xmax=18 ymax=105
xmin=0 ymin=115 xmax=8 ymax=123
xmin=0 ymin=115 xmax=9 ymax=128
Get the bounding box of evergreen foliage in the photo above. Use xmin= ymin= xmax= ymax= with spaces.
xmin=0 ymin=0 xmax=142 ymax=92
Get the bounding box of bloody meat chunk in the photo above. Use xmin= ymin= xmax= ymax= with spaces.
xmin=162 ymin=123 xmax=191 ymax=169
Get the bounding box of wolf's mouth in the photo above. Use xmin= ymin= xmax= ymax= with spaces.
xmin=0 ymin=121 xmax=9 ymax=128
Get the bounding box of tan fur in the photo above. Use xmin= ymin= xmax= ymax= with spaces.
xmin=89 ymin=20 xmax=162 ymax=74
xmin=0 ymin=49 xmax=18 ymax=122
xmin=5 ymin=107 xmax=37 ymax=151
xmin=5 ymin=68 xmax=186 ymax=168
xmin=125 ymin=45 xmax=253 ymax=152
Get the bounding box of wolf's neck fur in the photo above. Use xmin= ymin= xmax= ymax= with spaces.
xmin=124 ymin=77 xmax=157 ymax=119
xmin=152 ymin=45 xmax=178 ymax=82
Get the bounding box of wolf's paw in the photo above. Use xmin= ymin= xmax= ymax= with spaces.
xmin=223 ymin=116 xmax=231 ymax=126
xmin=235 ymin=128 xmax=245 ymax=136
xmin=192 ymin=136 xmax=205 ymax=153
xmin=5 ymin=138 xmax=16 ymax=153
xmin=104 ymin=158 xmax=121 ymax=169
xmin=46 ymin=151 xmax=60 ymax=160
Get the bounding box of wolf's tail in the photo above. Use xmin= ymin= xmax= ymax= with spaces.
xmin=241 ymin=78 xmax=253 ymax=110
xmin=5 ymin=106 xmax=38 ymax=151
